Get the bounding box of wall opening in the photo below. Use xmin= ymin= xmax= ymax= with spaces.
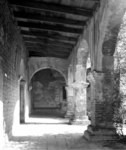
xmin=30 ymin=68 xmax=67 ymax=118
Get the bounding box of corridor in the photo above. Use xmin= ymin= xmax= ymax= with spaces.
xmin=1 ymin=0 xmax=126 ymax=149
xmin=4 ymin=122 xmax=126 ymax=150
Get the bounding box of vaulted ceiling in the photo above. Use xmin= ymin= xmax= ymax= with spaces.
xmin=8 ymin=0 xmax=100 ymax=59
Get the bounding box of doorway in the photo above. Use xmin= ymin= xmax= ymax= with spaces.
xmin=30 ymin=68 xmax=67 ymax=119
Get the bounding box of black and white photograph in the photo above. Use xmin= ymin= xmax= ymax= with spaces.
xmin=0 ymin=0 xmax=126 ymax=149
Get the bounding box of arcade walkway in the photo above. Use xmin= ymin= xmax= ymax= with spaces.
xmin=4 ymin=120 xmax=126 ymax=150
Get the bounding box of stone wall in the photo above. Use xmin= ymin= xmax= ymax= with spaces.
xmin=28 ymin=57 xmax=68 ymax=82
xmin=0 ymin=0 xmax=27 ymax=143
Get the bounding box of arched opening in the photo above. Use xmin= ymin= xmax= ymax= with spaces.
xmin=30 ymin=67 xmax=67 ymax=84
xmin=30 ymin=68 xmax=67 ymax=118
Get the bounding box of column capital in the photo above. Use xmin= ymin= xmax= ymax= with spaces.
xmin=76 ymin=64 xmax=83 ymax=69
xmin=65 ymin=85 xmax=74 ymax=90
xmin=71 ymin=81 xmax=89 ymax=89
xmin=20 ymin=79 xmax=26 ymax=85
xmin=93 ymin=70 xmax=104 ymax=79
xmin=87 ymin=70 xmax=105 ymax=84
xmin=65 ymin=85 xmax=74 ymax=96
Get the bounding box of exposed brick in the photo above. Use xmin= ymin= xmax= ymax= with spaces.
xmin=0 ymin=0 xmax=27 ymax=145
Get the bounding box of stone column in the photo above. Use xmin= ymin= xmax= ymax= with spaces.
xmin=70 ymin=64 xmax=89 ymax=124
xmin=88 ymin=71 xmax=105 ymax=127
xmin=65 ymin=86 xmax=75 ymax=119
xmin=72 ymin=82 xmax=89 ymax=124
xmin=84 ymin=70 xmax=118 ymax=141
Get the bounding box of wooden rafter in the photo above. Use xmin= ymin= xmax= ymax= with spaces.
xmin=9 ymin=0 xmax=93 ymax=17
xmin=29 ymin=50 xmax=69 ymax=58
xmin=18 ymin=21 xmax=83 ymax=34
xmin=23 ymin=37 xmax=74 ymax=49
xmin=14 ymin=11 xmax=87 ymax=26
xmin=21 ymin=30 xmax=77 ymax=43
xmin=25 ymin=43 xmax=72 ymax=52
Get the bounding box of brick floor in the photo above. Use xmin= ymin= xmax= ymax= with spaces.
xmin=3 ymin=124 xmax=126 ymax=150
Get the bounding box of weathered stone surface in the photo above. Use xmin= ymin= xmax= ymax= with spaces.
xmin=1 ymin=0 xmax=126 ymax=146
xmin=0 ymin=0 xmax=27 ymax=145
xmin=65 ymin=86 xmax=75 ymax=119
xmin=84 ymin=125 xmax=118 ymax=142
xmin=28 ymin=57 xmax=68 ymax=82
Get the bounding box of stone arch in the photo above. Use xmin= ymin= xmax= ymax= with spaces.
xmin=30 ymin=68 xmax=67 ymax=115
xmin=28 ymin=57 xmax=67 ymax=83
xmin=102 ymin=1 xmax=126 ymax=72
xmin=30 ymin=67 xmax=67 ymax=84
xmin=101 ymin=1 xmax=126 ymax=104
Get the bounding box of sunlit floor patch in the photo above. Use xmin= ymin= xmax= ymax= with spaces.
xmin=12 ymin=123 xmax=87 ymax=137
xmin=25 ymin=117 xmax=69 ymax=124
xmin=12 ymin=101 xmax=88 ymax=137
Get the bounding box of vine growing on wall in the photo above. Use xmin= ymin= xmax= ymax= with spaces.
xmin=113 ymin=15 xmax=126 ymax=137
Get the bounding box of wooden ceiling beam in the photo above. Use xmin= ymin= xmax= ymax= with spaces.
xmin=14 ymin=11 xmax=86 ymax=27
xmin=28 ymin=48 xmax=70 ymax=55
xmin=18 ymin=21 xmax=83 ymax=34
xmin=28 ymin=50 xmax=69 ymax=59
xmin=25 ymin=43 xmax=72 ymax=53
xmin=9 ymin=0 xmax=93 ymax=17
xmin=23 ymin=37 xmax=74 ymax=49
xmin=21 ymin=30 xmax=77 ymax=43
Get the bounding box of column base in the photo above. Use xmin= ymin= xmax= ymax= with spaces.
xmin=65 ymin=112 xmax=74 ymax=119
xmin=84 ymin=125 xmax=119 ymax=142
xmin=70 ymin=116 xmax=90 ymax=125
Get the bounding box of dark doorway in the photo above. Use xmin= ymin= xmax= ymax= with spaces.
xmin=30 ymin=68 xmax=67 ymax=118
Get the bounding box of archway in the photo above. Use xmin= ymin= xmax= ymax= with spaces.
xmin=30 ymin=68 xmax=67 ymax=118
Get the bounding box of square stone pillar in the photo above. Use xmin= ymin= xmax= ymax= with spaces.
xmin=71 ymin=82 xmax=89 ymax=125
xmin=65 ymin=86 xmax=75 ymax=119
xmin=84 ymin=71 xmax=118 ymax=141
xmin=67 ymin=64 xmax=90 ymax=125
